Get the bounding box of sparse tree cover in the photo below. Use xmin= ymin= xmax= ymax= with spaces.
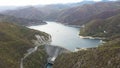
xmin=0 ymin=14 xmax=46 ymax=26
xmin=24 ymin=46 xmax=47 ymax=68
xmin=80 ymin=13 xmax=120 ymax=40
xmin=0 ymin=1 xmax=120 ymax=68
xmin=53 ymin=13 xmax=120 ymax=67
xmin=0 ymin=22 xmax=49 ymax=68
xmin=53 ymin=2 xmax=120 ymax=68
xmin=56 ymin=1 xmax=120 ymax=25
xmin=53 ymin=39 xmax=120 ymax=68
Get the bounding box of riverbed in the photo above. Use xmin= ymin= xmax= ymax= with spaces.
xmin=29 ymin=21 xmax=101 ymax=51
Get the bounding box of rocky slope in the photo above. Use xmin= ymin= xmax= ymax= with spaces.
xmin=0 ymin=22 xmax=50 ymax=68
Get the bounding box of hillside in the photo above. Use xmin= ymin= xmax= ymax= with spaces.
xmin=0 ymin=1 xmax=120 ymax=68
xmin=53 ymin=38 xmax=120 ymax=68
xmin=73 ymin=9 xmax=120 ymax=25
xmin=1 ymin=1 xmax=120 ymax=24
xmin=38 ymin=1 xmax=95 ymax=21
xmin=0 ymin=14 xmax=46 ymax=26
xmin=2 ymin=7 xmax=44 ymax=20
xmin=1 ymin=6 xmax=66 ymax=21
xmin=38 ymin=4 xmax=66 ymax=21
xmin=23 ymin=46 xmax=48 ymax=68
xmin=56 ymin=1 xmax=120 ymax=25
xmin=80 ymin=13 xmax=120 ymax=40
xmin=0 ymin=22 xmax=50 ymax=68
xmin=53 ymin=3 xmax=120 ymax=68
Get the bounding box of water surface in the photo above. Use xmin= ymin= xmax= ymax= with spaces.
xmin=29 ymin=22 xmax=101 ymax=51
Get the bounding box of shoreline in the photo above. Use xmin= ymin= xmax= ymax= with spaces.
xmin=74 ymin=35 xmax=106 ymax=52
xmin=79 ymin=36 xmax=105 ymax=40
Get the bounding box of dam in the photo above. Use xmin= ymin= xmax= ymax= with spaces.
xmin=45 ymin=45 xmax=70 ymax=68
xmin=45 ymin=45 xmax=70 ymax=65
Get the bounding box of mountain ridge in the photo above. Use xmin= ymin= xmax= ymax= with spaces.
xmin=0 ymin=14 xmax=46 ymax=26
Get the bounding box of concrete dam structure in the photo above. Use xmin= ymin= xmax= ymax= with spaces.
xmin=45 ymin=45 xmax=70 ymax=64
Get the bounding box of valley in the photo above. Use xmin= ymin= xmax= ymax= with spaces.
xmin=0 ymin=0 xmax=120 ymax=68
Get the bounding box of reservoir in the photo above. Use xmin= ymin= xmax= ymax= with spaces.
xmin=29 ymin=21 xmax=101 ymax=51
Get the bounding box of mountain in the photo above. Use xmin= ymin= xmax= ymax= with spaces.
xmin=91 ymin=9 xmax=120 ymax=19
xmin=68 ymin=1 xmax=95 ymax=6
xmin=1 ymin=6 xmax=65 ymax=21
xmin=53 ymin=10 xmax=120 ymax=68
xmin=52 ymin=2 xmax=120 ymax=67
xmin=53 ymin=38 xmax=120 ymax=68
xmin=0 ymin=1 xmax=96 ymax=21
xmin=0 ymin=6 xmax=18 ymax=12
xmin=80 ymin=13 xmax=120 ymax=40
xmin=2 ymin=7 xmax=45 ymax=20
xmin=36 ymin=1 xmax=95 ymax=21
xmin=36 ymin=4 xmax=69 ymax=21
xmin=56 ymin=1 xmax=120 ymax=25
xmin=0 ymin=22 xmax=50 ymax=68
xmin=0 ymin=14 xmax=46 ymax=26
xmin=73 ymin=9 xmax=120 ymax=25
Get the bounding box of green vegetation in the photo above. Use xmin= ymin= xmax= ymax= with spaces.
xmin=0 ymin=14 xmax=46 ymax=26
xmin=53 ymin=38 xmax=120 ymax=68
xmin=24 ymin=46 xmax=47 ymax=68
xmin=0 ymin=1 xmax=120 ymax=68
xmin=80 ymin=14 xmax=120 ymax=40
xmin=56 ymin=1 xmax=120 ymax=25
xmin=0 ymin=22 xmax=49 ymax=68
xmin=53 ymin=4 xmax=120 ymax=68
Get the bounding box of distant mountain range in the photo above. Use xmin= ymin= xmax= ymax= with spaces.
xmin=0 ymin=14 xmax=46 ymax=26
xmin=0 ymin=1 xmax=96 ymax=21
xmin=56 ymin=1 xmax=120 ymax=25
xmin=1 ymin=1 xmax=120 ymax=26
xmin=0 ymin=6 xmax=19 ymax=12
xmin=2 ymin=7 xmax=45 ymax=20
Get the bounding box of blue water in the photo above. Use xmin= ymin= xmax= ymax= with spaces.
xmin=46 ymin=63 xmax=53 ymax=68
xmin=29 ymin=21 xmax=101 ymax=51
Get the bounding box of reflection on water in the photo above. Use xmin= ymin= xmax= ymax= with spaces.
xmin=29 ymin=21 xmax=101 ymax=51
